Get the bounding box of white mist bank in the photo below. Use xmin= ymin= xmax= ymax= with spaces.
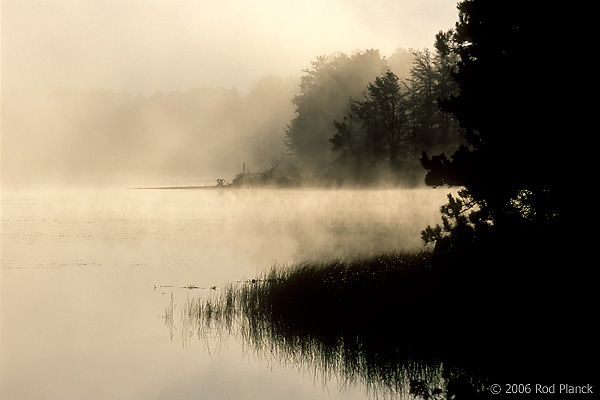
xmin=1 ymin=185 xmax=453 ymax=400
xmin=1 ymin=186 xmax=451 ymax=273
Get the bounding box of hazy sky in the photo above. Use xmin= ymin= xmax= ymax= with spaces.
xmin=2 ymin=0 xmax=459 ymax=94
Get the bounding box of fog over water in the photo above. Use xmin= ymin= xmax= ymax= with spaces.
xmin=1 ymin=187 xmax=450 ymax=399
xmin=2 ymin=2 xmax=461 ymax=398
xmin=2 ymin=0 xmax=459 ymax=187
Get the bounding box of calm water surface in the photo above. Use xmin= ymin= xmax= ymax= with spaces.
xmin=1 ymin=186 xmax=449 ymax=399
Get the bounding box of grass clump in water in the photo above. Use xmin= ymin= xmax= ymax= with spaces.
xmin=254 ymin=252 xmax=442 ymax=335
xmin=180 ymin=251 xmax=486 ymax=398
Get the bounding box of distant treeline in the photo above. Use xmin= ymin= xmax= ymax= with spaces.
xmin=45 ymin=76 xmax=298 ymax=182
xmin=284 ymin=39 xmax=463 ymax=186
xmin=40 ymin=46 xmax=459 ymax=186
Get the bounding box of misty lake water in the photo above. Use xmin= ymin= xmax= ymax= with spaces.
xmin=1 ymin=186 xmax=451 ymax=399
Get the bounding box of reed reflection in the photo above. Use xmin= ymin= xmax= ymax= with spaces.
xmin=165 ymin=254 xmax=489 ymax=399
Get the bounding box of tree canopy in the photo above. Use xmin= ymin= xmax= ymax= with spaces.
xmin=325 ymin=41 xmax=462 ymax=185
xmin=420 ymin=0 xmax=571 ymax=251
xmin=284 ymin=50 xmax=390 ymax=173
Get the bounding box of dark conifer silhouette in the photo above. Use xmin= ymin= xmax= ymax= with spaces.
xmin=421 ymin=0 xmax=570 ymax=251
xmin=419 ymin=0 xmax=591 ymax=385
xmin=284 ymin=50 xmax=389 ymax=173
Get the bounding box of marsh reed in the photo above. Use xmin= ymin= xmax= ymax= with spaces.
xmin=175 ymin=252 xmax=487 ymax=398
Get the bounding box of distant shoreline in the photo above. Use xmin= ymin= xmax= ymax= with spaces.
xmin=132 ymin=182 xmax=430 ymax=190
xmin=133 ymin=185 xmax=223 ymax=190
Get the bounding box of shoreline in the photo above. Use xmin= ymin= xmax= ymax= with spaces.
xmin=132 ymin=182 xmax=430 ymax=191
xmin=133 ymin=185 xmax=222 ymax=190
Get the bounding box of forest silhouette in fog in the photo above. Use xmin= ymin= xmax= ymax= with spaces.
xmin=5 ymin=1 xmax=591 ymax=399
xmin=17 ymin=44 xmax=461 ymax=187
xmin=8 ymin=0 xmax=588 ymax=388
xmin=180 ymin=1 xmax=591 ymax=397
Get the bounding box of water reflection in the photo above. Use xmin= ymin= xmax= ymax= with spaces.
xmin=162 ymin=293 xmax=176 ymax=342
xmin=163 ymin=259 xmax=488 ymax=399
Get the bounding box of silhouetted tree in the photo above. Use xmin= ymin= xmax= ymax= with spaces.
xmin=405 ymin=49 xmax=437 ymax=145
xmin=432 ymin=30 xmax=462 ymax=150
xmin=329 ymin=71 xmax=413 ymax=183
xmin=328 ymin=98 xmax=361 ymax=170
xmin=404 ymin=33 xmax=463 ymax=164
xmin=356 ymin=71 xmax=409 ymax=169
xmin=284 ymin=51 xmax=389 ymax=172
xmin=421 ymin=0 xmax=569 ymax=250
xmin=329 ymin=44 xmax=463 ymax=185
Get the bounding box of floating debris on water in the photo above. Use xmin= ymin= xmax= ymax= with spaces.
xmin=182 ymin=285 xmax=200 ymax=290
